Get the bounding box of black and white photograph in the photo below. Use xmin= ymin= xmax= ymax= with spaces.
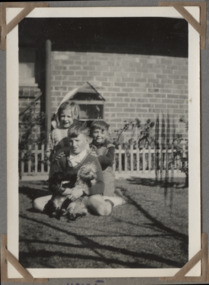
xmin=6 ymin=6 xmax=201 ymax=278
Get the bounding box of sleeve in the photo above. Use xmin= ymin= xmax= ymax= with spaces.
xmin=48 ymin=158 xmax=66 ymax=195
xmin=98 ymin=145 xmax=115 ymax=170
xmin=88 ymin=157 xmax=104 ymax=196
xmin=46 ymin=131 xmax=55 ymax=160
xmin=90 ymin=144 xmax=98 ymax=157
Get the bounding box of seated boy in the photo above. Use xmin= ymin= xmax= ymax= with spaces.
xmin=33 ymin=120 xmax=123 ymax=218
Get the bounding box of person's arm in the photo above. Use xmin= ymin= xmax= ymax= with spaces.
xmin=48 ymin=158 xmax=67 ymax=195
xmin=89 ymin=157 xmax=104 ymax=195
xmin=45 ymin=131 xmax=54 ymax=160
xmin=90 ymin=144 xmax=98 ymax=157
xmin=98 ymin=145 xmax=115 ymax=170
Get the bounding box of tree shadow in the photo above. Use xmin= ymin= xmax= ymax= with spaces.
xmin=20 ymin=180 xmax=48 ymax=186
xmin=19 ymin=186 xmax=51 ymax=200
xmin=19 ymin=249 xmax=154 ymax=269
xmin=19 ymin=178 xmax=188 ymax=269
xmin=126 ymin=177 xmax=186 ymax=188
xmin=118 ymin=189 xmax=188 ymax=244
xmin=19 ymin=214 xmax=185 ymax=268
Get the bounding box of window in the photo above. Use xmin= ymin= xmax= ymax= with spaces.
xmin=70 ymin=82 xmax=105 ymax=121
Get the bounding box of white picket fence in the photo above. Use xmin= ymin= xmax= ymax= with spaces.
xmin=19 ymin=144 xmax=187 ymax=181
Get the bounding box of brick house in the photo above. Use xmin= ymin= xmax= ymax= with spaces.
xmin=19 ymin=17 xmax=188 ymax=146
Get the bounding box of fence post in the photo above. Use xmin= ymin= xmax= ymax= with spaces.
xmin=142 ymin=147 xmax=146 ymax=172
xmin=41 ymin=144 xmax=45 ymax=173
xmin=130 ymin=144 xmax=133 ymax=172
xmin=118 ymin=145 xmax=122 ymax=172
xmin=28 ymin=145 xmax=32 ymax=174
xmin=124 ymin=148 xmax=128 ymax=172
xmin=113 ymin=154 xmax=116 ymax=172
xmin=34 ymin=144 xmax=38 ymax=173
xmin=136 ymin=147 xmax=139 ymax=172
xmin=148 ymin=145 xmax=151 ymax=172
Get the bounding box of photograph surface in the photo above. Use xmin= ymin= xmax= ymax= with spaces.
xmin=7 ymin=7 xmax=201 ymax=278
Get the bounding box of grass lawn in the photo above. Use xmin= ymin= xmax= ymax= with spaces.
xmin=19 ymin=177 xmax=188 ymax=269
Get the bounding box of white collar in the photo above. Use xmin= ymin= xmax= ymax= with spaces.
xmin=67 ymin=149 xmax=88 ymax=167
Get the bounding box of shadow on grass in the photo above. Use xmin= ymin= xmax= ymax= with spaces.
xmin=19 ymin=249 xmax=153 ymax=268
xmin=126 ymin=177 xmax=186 ymax=188
xmin=19 ymin=214 xmax=185 ymax=268
xmin=19 ymin=186 xmax=51 ymax=200
xmin=30 ymin=180 xmax=48 ymax=184
xmin=119 ymin=188 xmax=188 ymax=244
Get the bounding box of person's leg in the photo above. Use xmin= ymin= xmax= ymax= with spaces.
xmin=103 ymin=195 xmax=126 ymax=207
xmin=33 ymin=195 xmax=52 ymax=212
xmin=86 ymin=195 xmax=113 ymax=216
xmin=103 ymin=168 xmax=115 ymax=196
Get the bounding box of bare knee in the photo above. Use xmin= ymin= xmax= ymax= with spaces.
xmin=97 ymin=203 xmax=112 ymax=216
xmin=33 ymin=198 xmax=43 ymax=212
xmin=33 ymin=195 xmax=52 ymax=212
xmin=87 ymin=196 xmax=112 ymax=216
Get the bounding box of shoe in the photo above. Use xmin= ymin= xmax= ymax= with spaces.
xmin=114 ymin=188 xmax=128 ymax=204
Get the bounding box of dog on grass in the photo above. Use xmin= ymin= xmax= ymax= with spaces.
xmin=44 ymin=162 xmax=97 ymax=220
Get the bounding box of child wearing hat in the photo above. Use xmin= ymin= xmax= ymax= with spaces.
xmin=90 ymin=120 xmax=116 ymax=197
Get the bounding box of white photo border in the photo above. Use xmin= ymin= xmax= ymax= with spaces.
xmin=7 ymin=6 xmax=201 ymax=278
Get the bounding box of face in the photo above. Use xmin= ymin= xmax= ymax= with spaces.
xmin=92 ymin=128 xmax=107 ymax=144
xmin=69 ymin=133 xmax=89 ymax=155
xmin=59 ymin=109 xmax=73 ymax=129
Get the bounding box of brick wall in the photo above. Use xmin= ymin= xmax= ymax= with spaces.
xmin=51 ymin=52 xmax=188 ymax=139
xmin=19 ymin=86 xmax=42 ymax=139
xmin=19 ymin=86 xmax=41 ymax=114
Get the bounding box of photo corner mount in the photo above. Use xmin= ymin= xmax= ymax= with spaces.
xmin=159 ymin=1 xmax=206 ymax=50
xmin=160 ymin=233 xmax=209 ymax=282
xmin=1 ymin=234 xmax=49 ymax=283
xmin=0 ymin=2 xmax=49 ymax=50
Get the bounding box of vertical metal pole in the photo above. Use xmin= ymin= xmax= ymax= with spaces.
xmin=45 ymin=39 xmax=52 ymax=144
xmin=165 ymin=113 xmax=169 ymax=183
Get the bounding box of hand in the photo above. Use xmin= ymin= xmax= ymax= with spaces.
xmin=62 ymin=187 xmax=73 ymax=195
xmin=54 ymin=152 xmax=65 ymax=161
xmin=91 ymin=150 xmax=98 ymax=157
xmin=64 ymin=187 xmax=83 ymax=202
xmin=45 ymin=150 xmax=51 ymax=158
xmin=90 ymin=145 xmax=98 ymax=157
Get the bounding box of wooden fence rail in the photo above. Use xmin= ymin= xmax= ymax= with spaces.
xmin=19 ymin=144 xmax=187 ymax=180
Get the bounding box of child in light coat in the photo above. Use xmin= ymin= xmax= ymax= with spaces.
xmin=46 ymin=101 xmax=80 ymax=162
